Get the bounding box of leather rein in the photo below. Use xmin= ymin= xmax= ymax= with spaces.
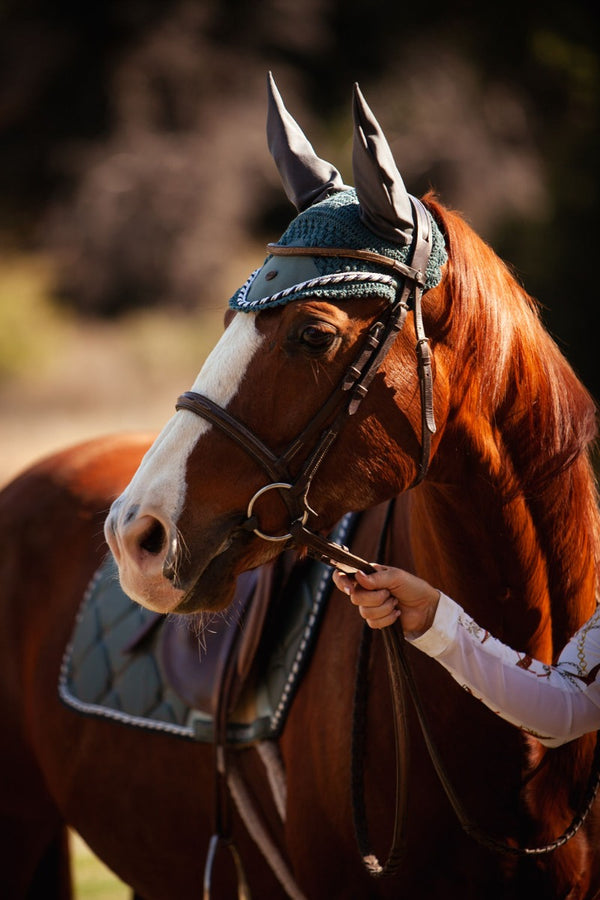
xmin=177 ymin=198 xmax=600 ymax=890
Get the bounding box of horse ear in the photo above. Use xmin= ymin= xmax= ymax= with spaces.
xmin=267 ymin=72 xmax=347 ymax=212
xmin=352 ymin=83 xmax=414 ymax=245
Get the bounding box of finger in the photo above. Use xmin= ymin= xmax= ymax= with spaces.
xmin=333 ymin=570 xmax=354 ymax=595
xmin=333 ymin=571 xmax=389 ymax=605
xmin=363 ymin=607 xmax=402 ymax=630
xmin=349 ymin=587 xmax=391 ymax=608
xmin=358 ymin=595 xmax=397 ymax=620
xmin=354 ymin=566 xmax=405 ymax=591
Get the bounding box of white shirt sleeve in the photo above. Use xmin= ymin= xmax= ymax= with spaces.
xmin=409 ymin=594 xmax=600 ymax=747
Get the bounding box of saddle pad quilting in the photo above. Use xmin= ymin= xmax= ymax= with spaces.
xmin=60 ymin=560 xmax=193 ymax=738
xmin=59 ymin=514 xmax=354 ymax=743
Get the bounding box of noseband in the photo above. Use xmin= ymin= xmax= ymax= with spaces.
xmin=176 ymin=199 xmax=435 ymax=572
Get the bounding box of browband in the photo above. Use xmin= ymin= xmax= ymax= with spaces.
xmin=267 ymin=243 xmax=427 ymax=288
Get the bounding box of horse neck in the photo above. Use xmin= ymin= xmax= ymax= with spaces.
xmin=403 ymin=419 xmax=599 ymax=661
xmin=405 ymin=198 xmax=600 ymax=659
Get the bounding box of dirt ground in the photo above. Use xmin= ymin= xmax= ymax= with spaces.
xmin=0 ymin=306 xmax=225 ymax=489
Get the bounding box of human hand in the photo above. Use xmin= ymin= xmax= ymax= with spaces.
xmin=332 ymin=565 xmax=440 ymax=634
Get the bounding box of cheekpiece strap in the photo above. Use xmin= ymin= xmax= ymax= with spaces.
xmin=407 ymin=198 xmax=436 ymax=486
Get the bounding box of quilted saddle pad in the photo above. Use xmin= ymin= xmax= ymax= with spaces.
xmin=59 ymin=514 xmax=355 ymax=744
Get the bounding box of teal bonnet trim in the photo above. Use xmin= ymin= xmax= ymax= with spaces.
xmin=230 ymin=188 xmax=447 ymax=312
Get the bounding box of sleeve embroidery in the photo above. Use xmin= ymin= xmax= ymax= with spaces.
xmin=410 ymin=595 xmax=600 ymax=746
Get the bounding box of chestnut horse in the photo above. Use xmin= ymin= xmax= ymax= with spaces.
xmin=2 ymin=78 xmax=600 ymax=899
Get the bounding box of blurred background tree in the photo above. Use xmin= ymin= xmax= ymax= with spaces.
xmin=0 ymin=0 xmax=598 ymax=393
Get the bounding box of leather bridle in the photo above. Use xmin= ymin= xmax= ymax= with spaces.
xmin=181 ymin=199 xmax=437 ymax=891
xmin=179 ymin=199 xmax=600 ymax=892
xmin=176 ymin=197 xmax=436 ymax=575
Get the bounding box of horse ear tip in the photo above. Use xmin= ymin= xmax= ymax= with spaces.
xmin=352 ymin=82 xmax=369 ymax=121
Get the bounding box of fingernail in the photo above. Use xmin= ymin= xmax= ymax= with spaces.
xmin=335 ymin=573 xmax=351 ymax=595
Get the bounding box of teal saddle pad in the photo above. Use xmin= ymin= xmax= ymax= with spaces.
xmin=59 ymin=514 xmax=354 ymax=744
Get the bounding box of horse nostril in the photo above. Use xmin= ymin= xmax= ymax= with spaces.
xmin=163 ymin=538 xmax=179 ymax=582
xmin=118 ymin=513 xmax=176 ymax=579
xmin=139 ymin=519 xmax=166 ymax=556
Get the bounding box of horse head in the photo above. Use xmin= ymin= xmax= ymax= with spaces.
xmin=104 ymin=75 xmax=450 ymax=614
xmin=106 ymin=73 xmax=597 ymax=638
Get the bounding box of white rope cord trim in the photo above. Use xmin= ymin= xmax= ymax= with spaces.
xmin=58 ymin=564 xmax=199 ymax=738
xmin=270 ymin=512 xmax=354 ymax=733
xmin=234 ymin=268 xmax=397 ymax=310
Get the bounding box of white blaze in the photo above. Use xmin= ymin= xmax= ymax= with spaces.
xmin=116 ymin=312 xmax=263 ymax=523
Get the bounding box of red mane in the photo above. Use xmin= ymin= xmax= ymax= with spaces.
xmin=422 ymin=197 xmax=600 ymax=874
xmin=426 ymin=194 xmax=599 ymax=647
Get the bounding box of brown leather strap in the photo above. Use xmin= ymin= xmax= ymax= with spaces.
xmin=349 ymin=496 xmax=600 ymax=873
xmin=202 ymin=575 xmax=257 ymax=900
xmin=177 ymin=198 xmax=437 ymax=553
xmin=286 ymin=302 xmax=410 ymax=500
xmin=176 ymin=394 xmax=289 ymax=486
xmin=289 ymin=520 xmax=373 ymax=574
xmin=349 ymin=500 xmax=409 ymax=877
xmin=385 ymin=625 xmax=600 ymax=856
xmin=236 ymin=563 xmax=276 ymax=683
xmin=408 ymin=199 xmax=436 ymax=486
xmin=267 ymin=243 xmax=426 ymax=286
xmin=177 ymin=299 xmax=410 ymax=540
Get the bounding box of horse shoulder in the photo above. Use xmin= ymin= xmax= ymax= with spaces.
xmin=0 ymin=433 xmax=154 ymax=514
xmin=0 ymin=433 xmax=153 ymax=647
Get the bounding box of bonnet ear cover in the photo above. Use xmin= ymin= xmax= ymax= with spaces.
xmin=352 ymin=83 xmax=414 ymax=246
xmin=267 ymin=72 xmax=348 ymax=212
xmin=228 ymin=77 xmax=447 ymax=314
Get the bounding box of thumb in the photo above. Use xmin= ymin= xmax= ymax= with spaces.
xmin=354 ymin=565 xmax=398 ymax=590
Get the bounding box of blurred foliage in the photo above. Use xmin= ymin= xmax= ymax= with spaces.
xmin=0 ymin=0 xmax=598 ymax=393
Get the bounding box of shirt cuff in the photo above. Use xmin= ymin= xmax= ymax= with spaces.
xmin=406 ymin=593 xmax=462 ymax=657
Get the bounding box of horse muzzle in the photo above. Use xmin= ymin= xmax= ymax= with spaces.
xmin=104 ymin=500 xmax=251 ymax=614
xmin=104 ymin=502 xmax=187 ymax=613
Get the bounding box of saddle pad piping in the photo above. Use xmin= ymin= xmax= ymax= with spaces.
xmin=58 ymin=566 xmax=200 ymax=741
xmin=269 ymin=512 xmax=353 ymax=733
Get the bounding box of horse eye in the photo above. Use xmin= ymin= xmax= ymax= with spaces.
xmin=298 ymin=324 xmax=337 ymax=351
